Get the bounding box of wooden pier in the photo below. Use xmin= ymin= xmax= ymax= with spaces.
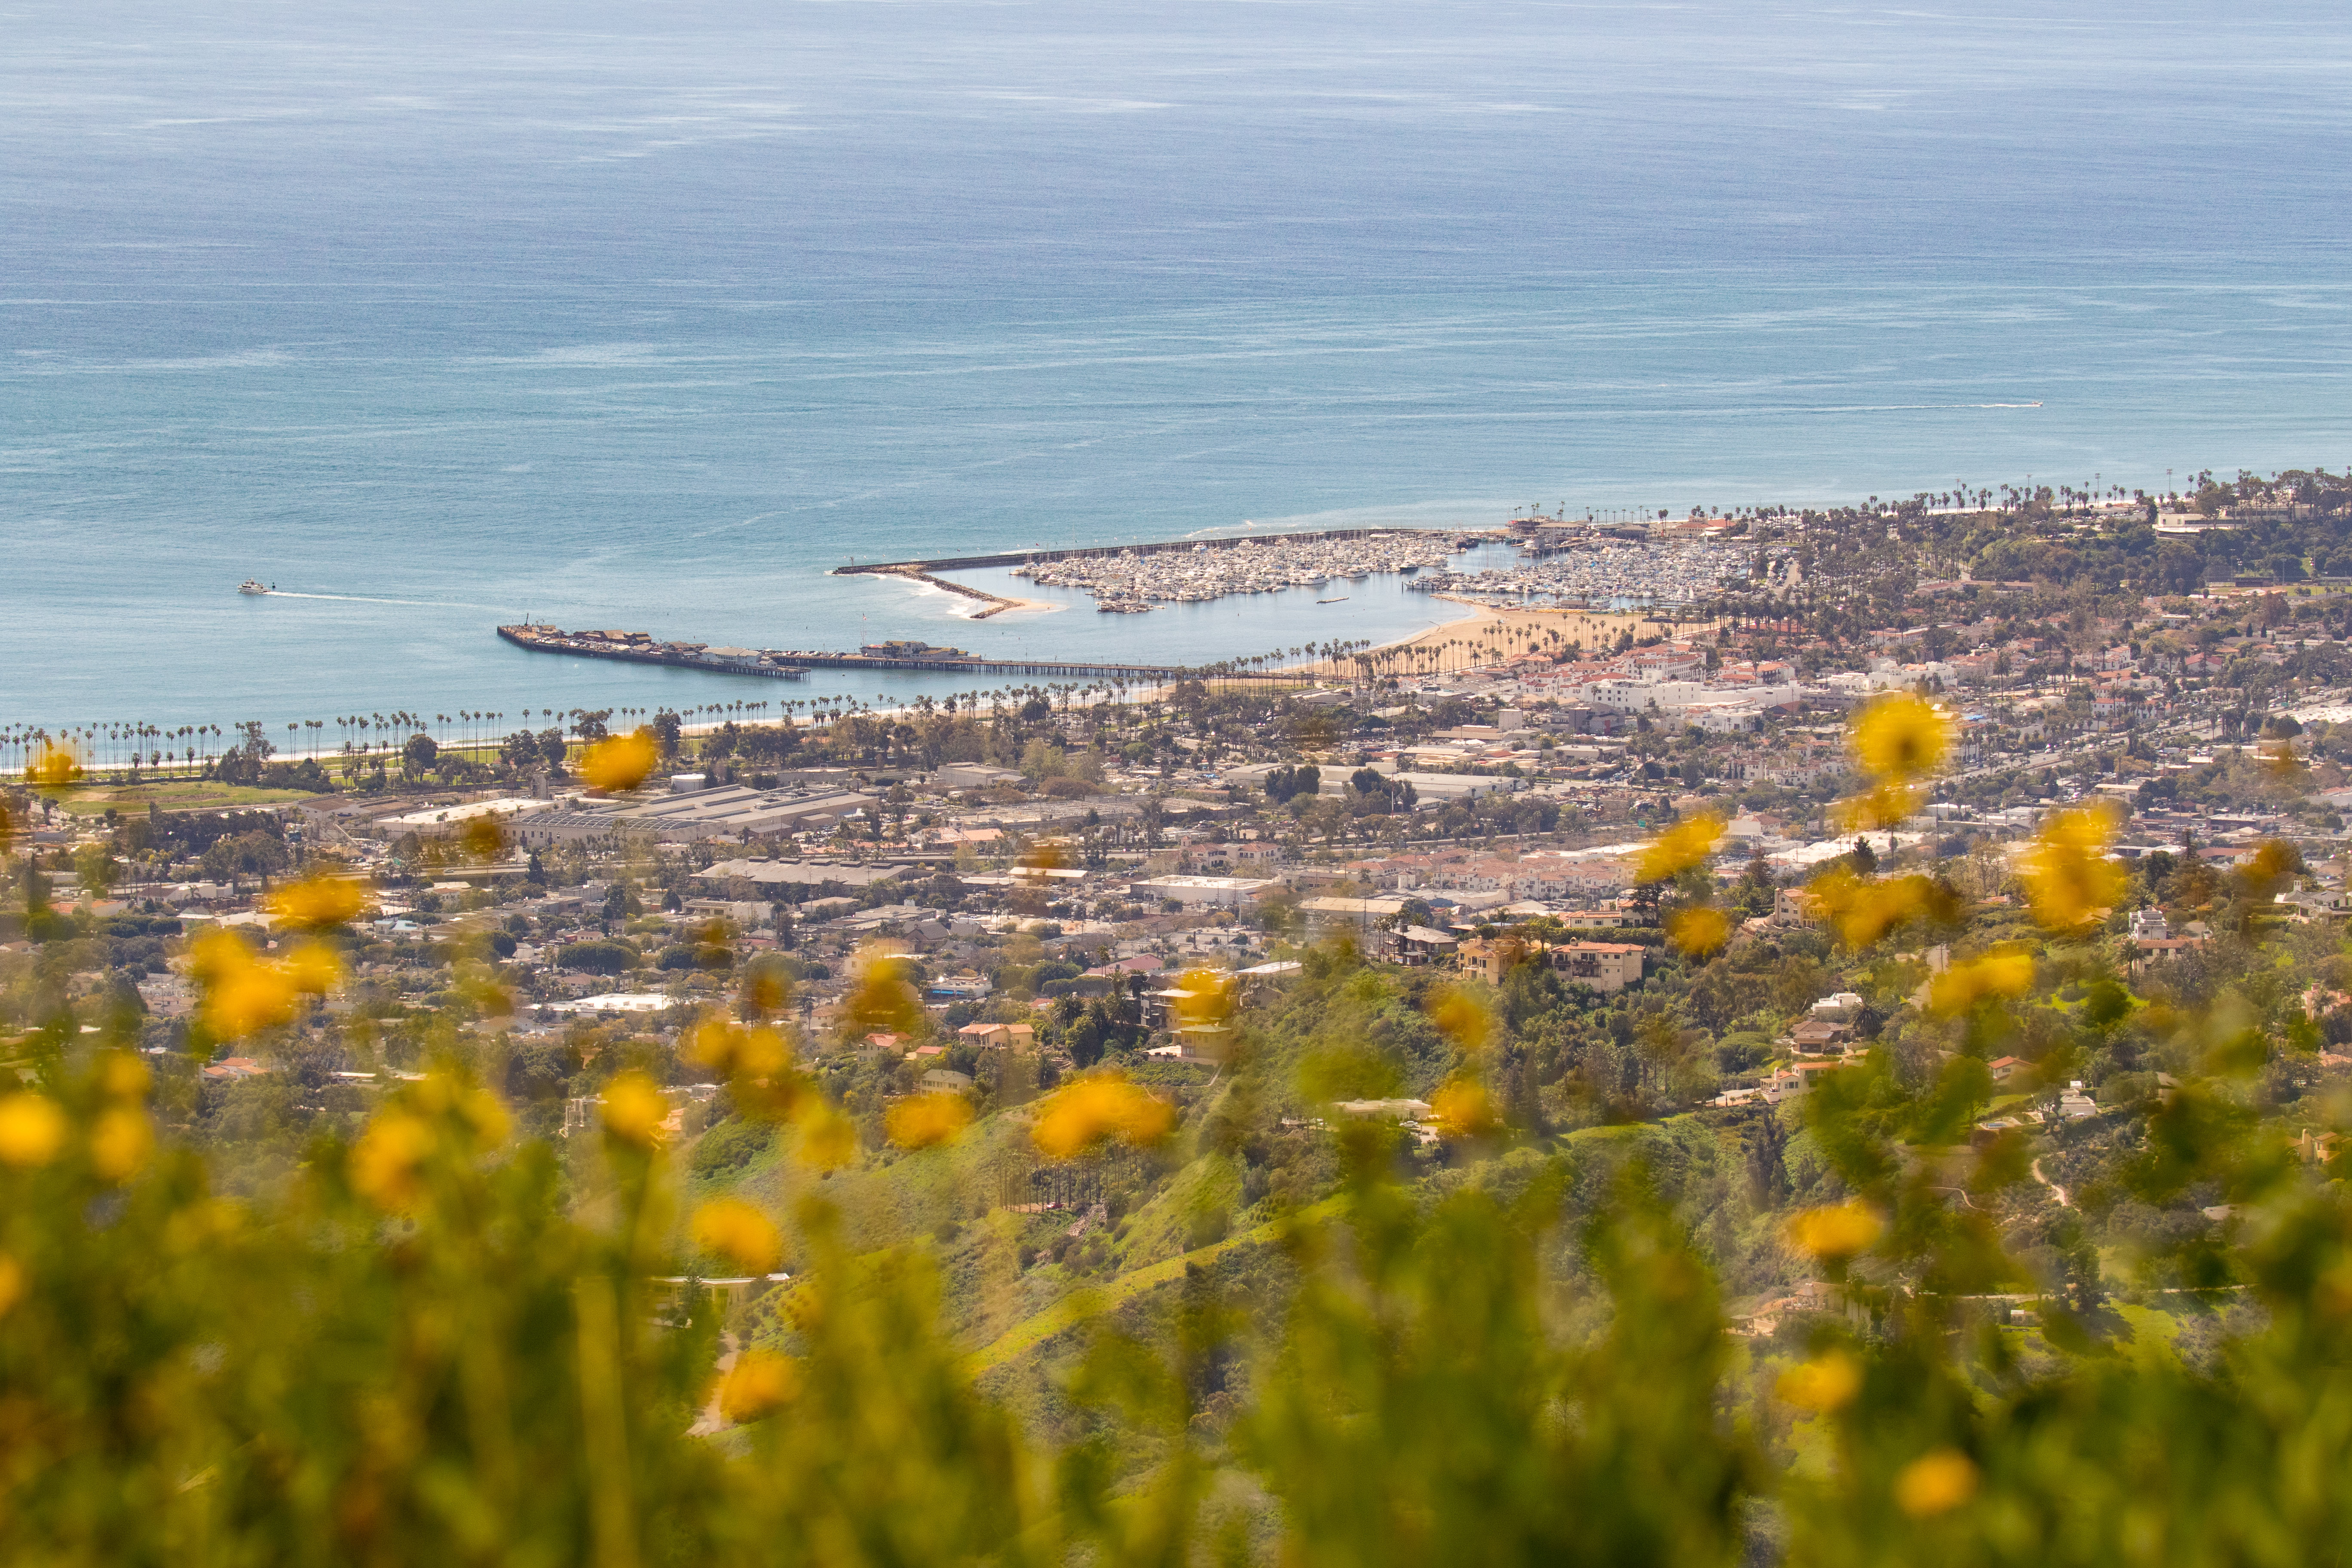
xmin=495 ymin=625 xmax=1309 ymax=683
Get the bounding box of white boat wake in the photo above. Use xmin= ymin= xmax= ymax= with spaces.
xmin=254 ymin=591 xmax=450 ymax=607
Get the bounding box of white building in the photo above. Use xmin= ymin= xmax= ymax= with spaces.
xmin=1129 ymin=874 xmax=1277 ymax=909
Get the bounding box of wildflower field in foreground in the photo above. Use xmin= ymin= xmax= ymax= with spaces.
xmin=8 ymin=697 xmax=2352 ymax=1565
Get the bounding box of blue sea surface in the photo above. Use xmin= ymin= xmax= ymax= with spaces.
xmin=5 ymin=0 xmax=2349 ymax=736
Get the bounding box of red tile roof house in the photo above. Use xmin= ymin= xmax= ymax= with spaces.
xmin=956 ymin=1022 xmax=1037 ymax=1049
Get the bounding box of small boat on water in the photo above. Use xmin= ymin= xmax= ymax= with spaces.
xmin=238 ymin=579 xmax=270 ymax=595
xmin=1317 ymin=596 xmax=1350 ymax=604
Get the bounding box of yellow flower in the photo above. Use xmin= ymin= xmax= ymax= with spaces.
xmin=1431 ymin=1079 xmax=1498 ymax=1140
xmin=688 ymin=1017 xmax=743 ymax=1072
xmin=792 ymin=1099 xmax=859 ymax=1171
xmin=0 ymin=1093 xmax=68 ymax=1168
xmin=458 ymin=1085 xmax=511 ymax=1148
xmin=190 ymin=928 xmax=310 ymax=1039
xmin=1776 ymin=1349 xmax=1862 ymax=1412
xmin=404 ymin=1071 xmax=507 ymax=1147
xmin=350 ymin=1112 xmax=434 ymax=1211
xmin=2018 ymin=804 xmax=2124 ymax=934
xmin=1030 ymin=1075 xmax=1175 ymax=1161
xmin=203 ymin=962 xmax=298 ymax=1040
xmin=1850 ymin=692 xmax=1952 ymax=783
xmin=97 ymin=1051 xmax=151 ymax=1100
xmin=579 ymin=731 xmax=660 ymax=793
xmin=1894 ymin=1448 xmax=1978 ymax=1517
xmin=716 ymin=1350 xmax=801 ymax=1424
xmin=741 ymin=965 xmax=792 ymax=1020
xmin=1172 ymin=968 xmax=1237 ymax=1030
xmin=0 ymin=1254 xmax=22 ymax=1317
xmin=1425 ymin=985 xmax=1495 ymax=1054
xmin=2238 ymin=838 xmax=2298 ymax=903
xmin=885 ymin=1092 xmax=974 ymax=1150
xmin=1833 ymin=780 xmax=1923 ymax=833
xmin=600 ymin=1072 xmax=670 ymax=1148
xmin=688 ymin=1017 xmax=792 ymax=1079
xmin=282 ymin=940 xmax=346 ymax=996
xmin=1666 ymin=904 xmax=1732 ymax=958
xmin=1635 ymin=812 xmax=1727 ymax=885
xmin=188 ymin=927 xmax=256 ymax=985
xmin=89 ymin=1106 xmax=154 ymax=1182
xmin=456 ymin=814 xmax=507 ymax=864
xmin=27 ymin=741 xmax=84 ymax=793
xmin=1927 ymin=950 xmax=2037 ymax=1017
xmin=2260 ymin=739 xmax=2304 ymax=781
xmin=164 ymin=1197 xmax=245 ymax=1254
xmin=1785 ymin=1202 xmax=1883 ymax=1259
xmin=839 ymin=945 xmax=925 ymax=1041
xmin=265 ymin=875 xmax=369 ymax=931
xmin=691 ymin=1198 xmax=784 ymax=1275
xmin=1808 ymin=870 xmax=1951 ymax=950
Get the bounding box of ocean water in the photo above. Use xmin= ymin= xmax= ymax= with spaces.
xmin=6 ymin=0 xmax=2351 ymax=739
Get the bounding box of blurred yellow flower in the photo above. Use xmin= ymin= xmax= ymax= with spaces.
xmin=2260 ymin=739 xmax=2304 ymax=781
xmin=0 ymin=1093 xmax=68 ymax=1168
xmin=1807 ymin=869 xmax=1923 ymax=949
xmin=1785 ymin=1202 xmax=1883 ymax=1259
xmin=282 ymin=940 xmax=346 ymax=996
xmin=1172 ymin=968 xmax=1238 ymax=1030
xmin=885 ymin=1091 xmax=974 ymax=1151
xmin=190 ymin=928 xmax=322 ymax=1040
xmin=457 ymin=1085 xmax=511 ymax=1149
xmin=1635 ymin=812 xmax=1727 ymax=885
xmin=1019 ymin=839 xmax=1069 ymax=874
xmin=580 ymin=731 xmax=660 ymax=792
xmin=1425 ymin=985 xmax=1495 ymax=1054
xmin=187 ymin=927 xmax=255 ymax=985
xmin=1432 ymin=1079 xmax=1499 ymax=1140
xmin=456 ymin=814 xmax=507 ymax=864
xmin=741 ymin=964 xmax=792 ymax=1020
xmin=1776 ymin=1350 xmax=1862 ymax=1412
xmin=2239 ymin=838 xmax=2299 ymax=903
xmin=0 ymin=1254 xmax=21 ymax=1317
xmin=688 ymin=1017 xmax=793 ymax=1079
xmin=1927 ymin=950 xmax=2037 ymax=1017
xmin=2019 ymin=803 xmax=2124 ymax=934
xmin=89 ymin=1106 xmax=154 ymax=1182
xmin=1895 ymin=1448 xmax=1978 ymax=1517
xmin=1666 ymin=904 xmax=1732 ymax=958
xmin=350 ymin=1112 xmax=434 ymax=1211
xmin=203 ymin=962 xmax=297 ymax=1041
xmin=27 ymin=741 xmax=84 ymax=793
xmin=163 ymin=1197 xmax=245 ymax=1254
xmin=792 ymin=1099 xmax=859 ymax=1171
xmin=1833 ymin=780 xmax=1924 ymax=833
xmin=1031 ymin=1075 xmax=1175 ymax=1160
xmin=600 ymin=1072 xmax=670 ymax=1148
xmin=265 ymin=874 xmax=369 ymax=930
xmin=97 ymin=1051 xmax=151 ymax=1100
xmin=1850 ymin=692 xmax=1952 ymax=783
xmin=688 ymin=1017 xmax=743 ymax=1072
xmin=717 ymin=1349 xmax=801 ymax=1424
xmin=691 ymin=1197 xmax=784 ymax=1275
xmin=839 ymin=944 xmax=925 ymax=1042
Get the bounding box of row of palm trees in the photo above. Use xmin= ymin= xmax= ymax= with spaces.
xmin=9 ymin=625 xmax=1595 ymax=786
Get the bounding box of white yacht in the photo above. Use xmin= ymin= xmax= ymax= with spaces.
xmin=238 ymin=579 xmax=270 ymax=595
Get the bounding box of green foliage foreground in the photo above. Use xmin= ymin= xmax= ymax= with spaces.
xmin=7 ymin=1053 xmax=2352 ymax=1568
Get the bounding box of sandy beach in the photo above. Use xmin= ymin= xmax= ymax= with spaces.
xmin=1338 ymin=597 xmax=1721 ymax=678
